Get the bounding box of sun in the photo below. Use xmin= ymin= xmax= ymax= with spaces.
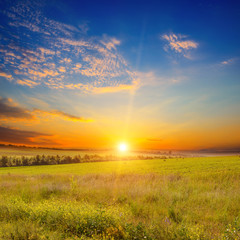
xmin=118 ymin=143 xmax=128 ymax=152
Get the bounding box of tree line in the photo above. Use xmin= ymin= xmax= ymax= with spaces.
xmin=0 ymin=154 xmax=170 ymax=167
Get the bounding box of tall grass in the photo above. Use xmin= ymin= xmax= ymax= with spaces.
xmin=1 ymin=159 xmax=240 ymax=239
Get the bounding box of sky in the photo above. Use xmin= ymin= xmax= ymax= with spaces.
xmin=0 ymin=0 xmax=240 ymax=150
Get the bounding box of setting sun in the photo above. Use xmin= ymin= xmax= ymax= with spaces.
xmin=118 ymin=143 xmax=128 ymax=152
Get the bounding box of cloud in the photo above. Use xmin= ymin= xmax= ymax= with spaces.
xmin=0 ymin=97 xmax=34 ymax=120
xmin=101 ymin=37 xmax=121 ymax=50
xmin=0 ymin=97 xmax=93 ymax=122
xmin=17 ymin=79 xmax=40 ymax=87
xmin=0 ymin=125 xmax=53 ymax=145
xmin=58 ymin=66 xmax=66 ymax=73
xmin=38 ymin=48 xmax=55 ymax=55
xmin=33 ymin=109 xmax=93 ymax=122
xmin=162 ymin=33 xmax=198 ymax=58
xmin=0 ymin=1 xmax=137 ymax=93
xmin=220 ymin=58 xmax=236 ymax=65
xmin=0 ymin=72 xmax=12 ymax=79
xmin=92 ymin=83 xmax=138 ymax=94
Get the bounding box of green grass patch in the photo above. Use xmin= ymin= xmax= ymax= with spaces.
xmin=0 ymin=156 xmax=240 ymax=175
xmin=0 ymin=156 xmax=240 ymax=239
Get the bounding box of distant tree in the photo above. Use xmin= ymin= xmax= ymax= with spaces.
xmin=56 ymin=155 xmax=61 ymax=164
xmin=22 ymin=156 xmax=29 ymax=166
xmin=40 ymin=155 xmax=47 ymax=165
xmin=49 ymin=156 xmax=57 ymax=165
xmin=62 ymin=156 xmax=72 ymax=164
xmin=73 ymin=155 xmax=81 ymax=163
xmin=83 ymin=154 xmax=90 ymax=161
xmin=1 ymin=156 xmax=8 ymax=167
xmin=35 ymin=155 xmax=41 ymax=165
xmin=16 ymin=159 xmax=21 ymax=166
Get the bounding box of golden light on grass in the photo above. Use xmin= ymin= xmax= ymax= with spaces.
xmin=118 ymin=143 xmax=128 ymax=152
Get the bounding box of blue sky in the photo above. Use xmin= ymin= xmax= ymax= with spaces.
xmin=0 ymin=0 xmax=239 ymax=149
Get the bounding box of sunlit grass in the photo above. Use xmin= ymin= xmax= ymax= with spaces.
xmin=0 ymin=156 xmax=239 ymax=175
xmin=0 ymin=156 xmax=240 ymax=239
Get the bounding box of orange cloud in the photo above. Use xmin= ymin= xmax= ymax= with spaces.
xmin=39 ymin=47 xmax=55 ymax=55
xmin=0 ymin=97 xmax=93 ymax=123
xmin=0 ymin=97 xmax=34 ymax=120
xmin=17 ymin=79 xmax=40 ymax=87
xmin=92 ymin=78 xmax=140 ymax=94
xmin=75 ymin=63 xmax=82 ymax=68
xmin=162 ymin=33 xmax=198 ymax=58
xmin=0 ymin=125 xmax=56 ymax=146
xmin=33 ymin=109 xmax=94 ymax=122
xmin=0 ymin=72 xmax=12 ymax=79
xmin=92 ymin=84 xmax=134 ymax=94
xmin=58 ymin=66 xmax=66 ymax=72
xmin=28 ymin=69 xmax=59 ymax=78
xmin=101 ymin=37 xmax=121 ymax=50
xmin=169 ymin=40 xmax=198 ymax=53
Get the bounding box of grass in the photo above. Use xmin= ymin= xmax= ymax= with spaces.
xmin=0 ymin=156 xmax=240 ymax=239
xmin=0 ymin=156 xmax=239 ymax=175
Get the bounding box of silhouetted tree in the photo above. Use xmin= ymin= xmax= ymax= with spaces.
xmin=1 ymin=156 xmax=8 ymax=167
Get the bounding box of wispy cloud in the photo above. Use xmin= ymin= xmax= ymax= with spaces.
xmin=17 ymin=79 xmax=41 ymax=87
xmin=0 ymin=97 xmax=34 ymax=120
xmin=0 ymin=97 xmax=93 ymax=122
xmin=0 ymin=125 xmax=54 ymax=145
xmin=33 ymin=109 xmax=93 ymax=122
xmin=92 ymin=82 xmax=138 ymax=94
xmin=220 ymin=58 xmax=237 ymax=65
xmin=0 ymin=72 xmax=12 ymax=79
xmin=0 ymin=1 xmax=137 ymax=93
xmin=162 ymin=33 xmax=198 ymax=58
xmin=100 ymin=37 xmax=121 ymax=50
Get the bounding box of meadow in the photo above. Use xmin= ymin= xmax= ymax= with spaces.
xmin=0 ymin=155 xmax=240 ymax=239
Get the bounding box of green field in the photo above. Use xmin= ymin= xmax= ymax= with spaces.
xmin=1 ymin=156 xmax=240 ymax=239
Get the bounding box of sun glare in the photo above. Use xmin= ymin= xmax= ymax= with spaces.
xmin=118 ymin=143 xmax=128 ymax=152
